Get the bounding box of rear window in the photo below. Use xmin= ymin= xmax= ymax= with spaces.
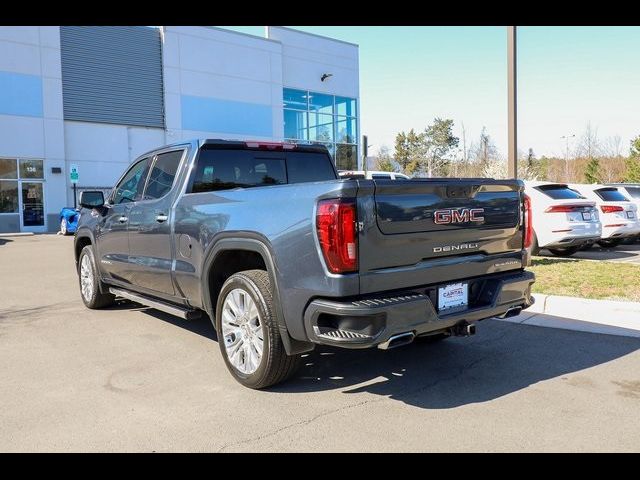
xmin=189 ymin=149 xmax=336 ymax=193
xmin=595 ymin=188 xmax=629 ymax=202
xmin=535 ymin=184 xmax=586 ymax=200
xmin=372 ymin=173 xmax=392 ymax=179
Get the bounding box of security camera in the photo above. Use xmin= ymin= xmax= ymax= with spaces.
xmin=320 ymin=73 xmax=333 ymax=82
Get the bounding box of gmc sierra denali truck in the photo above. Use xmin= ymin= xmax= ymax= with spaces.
xmin=74 ymin=139 xmax=535 ymax=389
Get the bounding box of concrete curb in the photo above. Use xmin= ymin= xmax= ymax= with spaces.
xmin=498 ymin=294 xmax=640 ymax=338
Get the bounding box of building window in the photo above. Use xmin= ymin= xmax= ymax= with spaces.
xmin=283 ymin=88 xmax=358 ymax=170
xmin=0 ymin=158 xmax=44 ymax=215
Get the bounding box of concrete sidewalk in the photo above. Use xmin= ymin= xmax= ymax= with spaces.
xmin=499 ymin=294 xmax=640 ymax=338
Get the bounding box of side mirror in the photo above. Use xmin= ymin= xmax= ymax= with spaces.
xmin=79 ymin=190 xmax=104 ymax=209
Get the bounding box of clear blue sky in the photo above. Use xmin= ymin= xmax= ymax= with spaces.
xmin=220 ymin=26 xmax=640 ymax=159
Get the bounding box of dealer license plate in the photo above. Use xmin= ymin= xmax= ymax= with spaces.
xmin=627 ymin=211 xmax=635 ymax=219
xmin=582 ymin=212 xmax=592 ymax=221
xmin=438 ymin=282 xmax=468 ymax=312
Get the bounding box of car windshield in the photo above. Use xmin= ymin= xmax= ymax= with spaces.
xmin=535 ymin=184 xmax=586 ymax=200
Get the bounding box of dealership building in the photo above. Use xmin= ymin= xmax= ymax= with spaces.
xmin=0 ymin=26 xmax=360 ymax=233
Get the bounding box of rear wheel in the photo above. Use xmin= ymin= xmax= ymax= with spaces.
xmin=78 ymin=246 xmax=115 ymax=309
xmin=547 ymin=246 xmax=580 ymax=257
xmin=597 ymin=239 xmax=621 ymax=248
xmin=215 ymin=269 xmax=301 ymax=389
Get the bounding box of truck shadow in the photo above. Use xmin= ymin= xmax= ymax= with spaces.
xmin=127 ymin=304 xmax=639 ymax=410
xmin=273 ymin=320 xmax=640 ymax=409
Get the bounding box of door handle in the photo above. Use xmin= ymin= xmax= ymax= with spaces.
xmin=118 ymin=216 xmax=128 ymax=223
xmin=155 ymin=213 xmax=168 ymax=223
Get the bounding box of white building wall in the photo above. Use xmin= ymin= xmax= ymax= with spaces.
xmin=161 ymin=26 xmax=285 ymax=144
xmin=0 ymin=26 xmax=65 ymax=232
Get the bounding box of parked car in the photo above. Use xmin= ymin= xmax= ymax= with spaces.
xmin=339 ymin=170 xmax=410 ymax=180
xmin=568 ymin=184 xmax=640 ymax=248
xmin=73 ymin=139 xmax=535 ymax=389
xmin=523 ymin=181 xmax=601 ymax=257
xmin=59 ymin=207 xmax=80 ymax=235
xmin=605 ymin=183 xmax=640 ymax=243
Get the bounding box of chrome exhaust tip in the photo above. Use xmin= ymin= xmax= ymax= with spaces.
xmin=377 ymin=332 xmax=415 ymax=350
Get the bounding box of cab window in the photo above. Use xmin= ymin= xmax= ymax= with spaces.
xmin=111 ymin=158 xmax=150 ymax=204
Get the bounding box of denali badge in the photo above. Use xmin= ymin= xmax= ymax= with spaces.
xmin=434 ymin=208 xmax=485 ymax=224
xmin=433 ymin=242 xmax=479 ymax=253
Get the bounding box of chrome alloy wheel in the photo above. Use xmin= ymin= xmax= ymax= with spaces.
xmin=80 ymin=254 xmax=94 ymax=301
xmin=221 ymin=288 xmax=264 ymax=375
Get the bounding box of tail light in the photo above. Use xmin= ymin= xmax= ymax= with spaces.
xmin=545 ymin=204 xmax=593 ymax=213
xmin=523 ymin=194 xmax=533 ymax=249
xmin=316 ymin=198 xmax=358 ymax=273
xmin=600 ymin=205 xmax=624 ymax=214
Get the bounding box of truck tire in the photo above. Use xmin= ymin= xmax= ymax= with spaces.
xmin=78 ymin=245 xmax=115 ymax=309
xmin=215 ymin=269 xmax=301 ymax=389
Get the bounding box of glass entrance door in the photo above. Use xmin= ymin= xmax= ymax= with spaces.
xmin=20 ymin=181 xmax=45 ymax=232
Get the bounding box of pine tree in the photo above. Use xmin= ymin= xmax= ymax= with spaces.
xmin=584 ymin=157 xmax=601 ymax=183
xmin=625 ymin=136 xmax=640 ymax=182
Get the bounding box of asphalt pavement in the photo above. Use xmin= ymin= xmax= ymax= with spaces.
xmin=1 ymin=234 xmax=639 ymax=452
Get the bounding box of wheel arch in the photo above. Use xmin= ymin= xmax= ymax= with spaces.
xmin=201 ymin=235 xmax=314 ymax=356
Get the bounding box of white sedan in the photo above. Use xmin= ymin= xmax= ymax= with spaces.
xmin=524 ymin=181 xmax=601 ymax=257
xmin=568 ymin=183 xmax=640 ymax=248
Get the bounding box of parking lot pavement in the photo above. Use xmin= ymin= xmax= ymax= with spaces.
xmin=539 ymin=242 xmax=640 ymax=264
xmin=1 ymin=234 xmax=640 ymax=452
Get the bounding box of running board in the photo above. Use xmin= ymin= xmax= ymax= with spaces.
xmin=109 ymin=287 xmax=201 ymax=320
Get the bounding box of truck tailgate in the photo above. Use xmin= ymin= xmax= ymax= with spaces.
xmin=357 ymin=178 xmax=525 ymax=294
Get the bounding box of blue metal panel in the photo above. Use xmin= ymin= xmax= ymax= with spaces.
xmin=181 ymin=95 xmax=273 ymax=137
xmin=0 ymin=71 xmax=43 ymax=117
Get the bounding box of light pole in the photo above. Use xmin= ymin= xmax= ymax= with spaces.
xmin=561 ymin=134 xmax=575 ymax=181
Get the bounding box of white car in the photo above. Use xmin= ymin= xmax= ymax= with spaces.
xmin=339 ymin=170 xmax=410 ymax=180
xmin=606 ymin=183 xmax=640 ymax=242
xmin=524 ymin=181 xmax=601 ymax=257
xmin=569 ymin=184 xmax=640 ymax=248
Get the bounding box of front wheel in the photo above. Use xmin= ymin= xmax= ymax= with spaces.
xmin=215 ymin=269 xmax=301 ymax=389
xmin=547 ymin=246 xmax=580 ymax=257
xmin=78 ymin=246 xmax=115 ymax=309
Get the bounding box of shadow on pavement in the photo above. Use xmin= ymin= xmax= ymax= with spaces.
xmin=108 ymin=299 xmax=640 ymax=409
xmin=271 ymin=320 xmax=640 ymax=409
xmin=540 ymin=244 xmax=639 ymax=261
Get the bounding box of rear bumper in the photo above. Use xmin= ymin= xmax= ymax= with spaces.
xmin=303 ymin=269 xmax=535 ymax=349
xmin=545 ymin=235 xmax=600 ymax=249
xmin=601 ymin=223 xmax=640 ymax=239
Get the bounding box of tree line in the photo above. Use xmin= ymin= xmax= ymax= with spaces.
xmin=373 ymin=118 xmax=640 ymax=183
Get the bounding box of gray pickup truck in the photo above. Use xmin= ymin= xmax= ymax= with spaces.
xmin=74 ymin=139 xmax=535 ymax=389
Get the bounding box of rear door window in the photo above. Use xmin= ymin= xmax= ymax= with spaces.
xmin=372 ymin=174 xmax=392 ymax=179
xmin=535 ymin=184 xmax=586 ymax=200
xmin=143 ymin=150 xmax=184 ymax=200
xmin=595 ymin=188 xmax=629 ymax=202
